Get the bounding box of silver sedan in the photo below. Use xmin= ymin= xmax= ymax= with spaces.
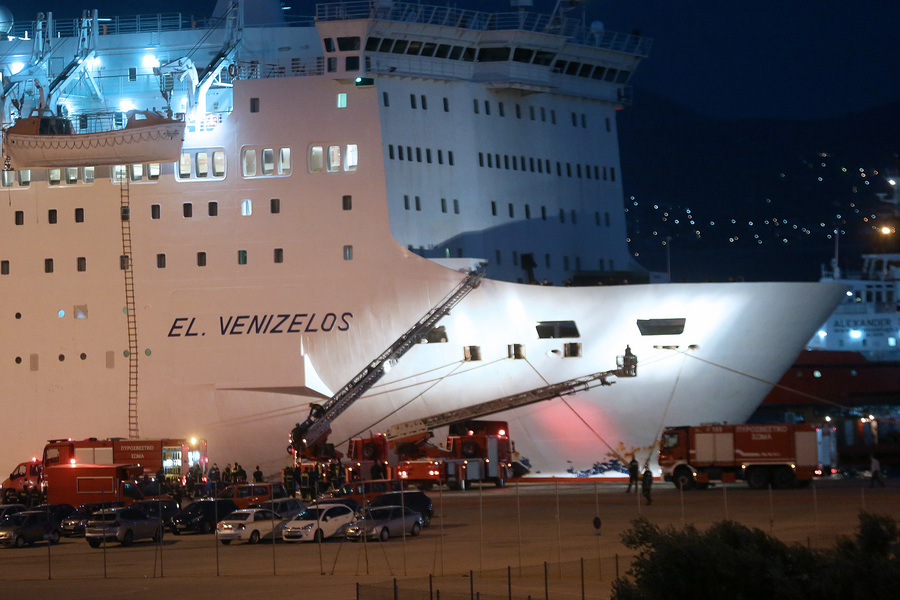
xmin=345 ymin=505 xmax=422 ymax=542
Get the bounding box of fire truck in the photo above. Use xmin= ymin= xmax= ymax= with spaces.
xmin=658 ymin=424 xmax=825 ymax=490
xmin=346 ymin=353 xmax=637 ymax=489
xmin=42 ymin=437 xmax=207 ymax=481
xmin=286 ymin=268 xmax=636 ymax=490
xmin=43 ymin=463 xmax=171 ymax=507
xmin=2 ymin=437 xmax=206 ymax=503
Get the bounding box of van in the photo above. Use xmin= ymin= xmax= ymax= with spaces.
xmin=217 ymin=483 xmax=287 ymax=509
xmin=330 ymin=479 xmax=401 ymax=507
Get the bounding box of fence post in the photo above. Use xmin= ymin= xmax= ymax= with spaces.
xmin=430 ymin=573 xmax=434 ymax=600
xmin=394 ymin=577 xmax=398 ymax=600
xmin=470 ymin=569 xmax=475 ymax=600
xmin=356 ymin=582 xmax=359 ymax=600
xmin=581 ymin=557 xmax=585 ymax=600
xmin=615 ymin=554 xmax=619 ymax=579
xmin=544 ymin=561 xmax=548 ymax=600
xmin=508 ymin=565 xmax=512 ymax=600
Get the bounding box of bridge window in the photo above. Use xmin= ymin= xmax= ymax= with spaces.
xmin=464 ymin=346 xmax=481 ymax=362
xmin=508 ymin=344 xmax=526 ymax=359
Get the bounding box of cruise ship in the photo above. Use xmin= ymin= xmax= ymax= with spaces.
xmin=0 ymin=1 xmax=847 ymax=478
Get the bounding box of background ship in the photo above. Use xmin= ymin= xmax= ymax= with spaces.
xmin=0 ymin=1 xmax=846 ymax=478
xmin=759 ymin=175 xmax=899 ymax=465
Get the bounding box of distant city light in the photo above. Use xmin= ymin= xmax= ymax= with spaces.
xmin=142 ymin=54 xmax=160 ymax=68
xmin=849 ymin=329 xmax=862 ymax=339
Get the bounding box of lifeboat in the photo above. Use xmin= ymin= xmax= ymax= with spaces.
xmin=3 ymin=109 xmax=185 ymax=168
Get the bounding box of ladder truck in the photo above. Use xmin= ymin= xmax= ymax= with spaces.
xmin=289 ymin=270 xmax=485 ymax=461
xmin=349 ymin=348 xmax=638 ymax=489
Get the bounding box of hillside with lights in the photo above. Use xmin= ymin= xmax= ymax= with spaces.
xmin=618 ymin=91 xmax=899 ymax=282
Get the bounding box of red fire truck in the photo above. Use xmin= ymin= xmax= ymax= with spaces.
xmin=43 ymin=463 xmax=171 ymax=507
xmin=351 ymin=420 xmax=516 ymax=490
xmin=2 ymin=437 xmax=206 ymax=503
xmin=658 ymin=424 xmax=823 ymax=490
xmin=42 ymin=437 xmax=207 ymax=482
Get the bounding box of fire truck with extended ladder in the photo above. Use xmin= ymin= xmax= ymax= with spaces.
xmin=347 ymin=356 xmax=637 ymax=489
xmin=287 ymin=268 xmax=638 ymax=490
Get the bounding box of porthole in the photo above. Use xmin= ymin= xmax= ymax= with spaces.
xmin=15 ymin=356 xmax=21 ymax=364
xmin=15 ymin=312 xmax=21 ymax=319
xmin=80 ymin=353 xmax=87 ymax=360
xmin=58 ymin=354 xmax=65 ymax=361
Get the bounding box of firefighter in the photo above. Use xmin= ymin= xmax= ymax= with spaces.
xmin=641 ymin=465 xmax=653 ymax=505
xmin=626 ymin=455 xmax=640 ymax=493
xmin=283 ymin=465 xmax=296 ymax=498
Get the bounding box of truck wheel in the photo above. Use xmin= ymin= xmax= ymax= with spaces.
xmin=121 ymin=530 xmax=134 ymax=547
xmin=772 ymin=468 xmax=795 ymax=489
xmin=494 ymin=477 xmax=506 ymax=488
xmin=410 ymin=522 xmax=421 ymax=537
xmin=49 ymin=530 xmax=60 ymax=545
xmin=221 ymin=539 xmax=231 ymax=545
xmin=673 ymin=468 xmax=694 ymax=491
xmin=379 ymin=528 xmax=390 ymax=542
xmin=14 ymin=536 xmax=26 ymax=548
xmin=200 ymin=521 xmax=212 ymax=535
xmin=314 ymin=528 xmax=324 ymax=543
xmin=249 ymin=530 xmax=260 ymax=544
xmin=746 ymin=468 xmax=769 ymax=490
xmin=152 ymin=526 xmax=163 ymax=543
xmin=2 ymin=489 xmax=17 ymax=503
xmin=88 ymin=539 xmax=101 ymax=549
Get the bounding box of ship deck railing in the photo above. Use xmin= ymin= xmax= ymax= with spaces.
xmin=316 ymin=1 xmax=651 ymax=56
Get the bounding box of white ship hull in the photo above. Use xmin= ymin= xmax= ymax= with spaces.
xmin=0 ymin=2 xmax=846 ymax=478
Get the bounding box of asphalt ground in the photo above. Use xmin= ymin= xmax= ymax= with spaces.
xmin=1 ymin=478 xmax=897 ymax=600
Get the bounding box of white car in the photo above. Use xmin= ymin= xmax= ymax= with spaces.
xmin=282 ymin=504 xmax=356 ymax=543
xmin=216 ymin=508 xmax=282 ymax=545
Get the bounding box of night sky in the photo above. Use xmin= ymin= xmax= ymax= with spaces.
xmin=9 ymin=0 xmax=900 ymax=120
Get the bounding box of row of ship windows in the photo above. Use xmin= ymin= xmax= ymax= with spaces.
xmin=4 ymin=195 xmax=354 ymax=227
xmin=0 ymin=244 xmax=358 ymax=275
xmin=355 ymin=36 xmax=632 ymax=85
xmin=479 ymin=153 xmax=616 ymax=181
xmin=401 ymin=194 xmax=612 ymax=227
xmin=385 ymin=92 xmax=611 ymax=132
xmin=0 ymin=143 xmax=356 ymax=188
xmin=387 ymin=145 xmax=454 ymax=165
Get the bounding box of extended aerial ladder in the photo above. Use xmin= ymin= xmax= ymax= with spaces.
xmin=384 ymin=347 xmax=638 ymax=453
xmin=290 ymin=269 xmax=485 ymax=459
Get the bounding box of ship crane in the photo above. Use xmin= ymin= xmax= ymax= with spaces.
xmin=384 ymin=347 xmax=638 ymax=455
xmin=290 ymin=269 xmax=486 ymax=459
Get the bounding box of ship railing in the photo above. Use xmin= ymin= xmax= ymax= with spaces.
xmin=316 ymin=1 xmax=651 ymax=56
xmin=10 ymin=13 xmax=198 ymax=39
xmin=226 ymin=57 xmax=325 ymax=81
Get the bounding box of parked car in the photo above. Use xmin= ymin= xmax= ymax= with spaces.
xmin=60 ymin=502 xmax=125 ymax=537
xmin=283 ymin=503 xmax=356 ymax=543
xmin=34 ymin=504 xmax=76 ymax=526
xmin=129 ymin=499 xmax=180 ymax=527
xmin=309 ymin=497 xmax=362 ymax=516
xmin=247 ymin=497 xmax=305 ymax=520
xmin=171 ymin=499 xmax=239 ymax=535
xmin=85 ymin=507 xmax=164 ymax=548
xmin=345 ymin=506 xmax=422 ymax=542
xmin=329 ymin=479 xmax=401 ymax=508
xmin=216 ymin=508 xmax=283 ymax=544
xmin=0 ymin=504 xmax=27 ymax=520
xmin=0 ymin=510 xmax=61 ymax=547
xmin=217 ymin=483 xmax=287 ymax=509
xmin=368 ymin=491 xmax=434 ymax=526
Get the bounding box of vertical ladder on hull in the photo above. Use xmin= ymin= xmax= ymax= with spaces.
xmin=119 ymin=177 xmax=140 ymax=439
xmin=292 ymin=269 xmax=486 ymax=457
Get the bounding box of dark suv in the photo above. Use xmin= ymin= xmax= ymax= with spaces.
xmin=171 ymin=499 xmax=239 ymax=534
xmin=61 ymin=502 xmax=125 ymax=537
xmin=0 ymin=510 xmax=61 ymax=547
xmin=368 ymin=491 xmax=434 ymax=526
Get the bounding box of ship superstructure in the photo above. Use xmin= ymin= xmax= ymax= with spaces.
xmin=0 ymin=1 xmax=846 ymax=477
